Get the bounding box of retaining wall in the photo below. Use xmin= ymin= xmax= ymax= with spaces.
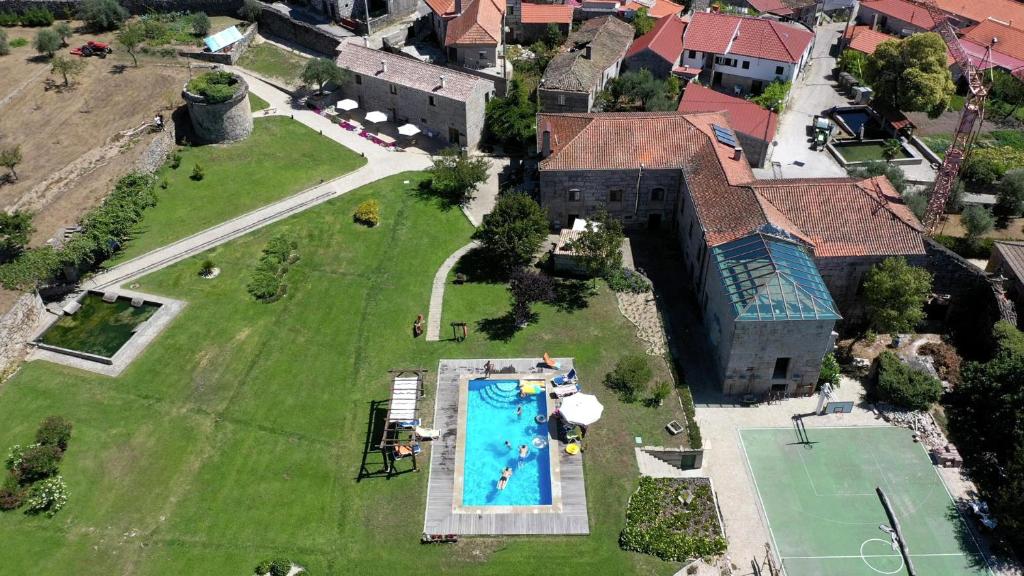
xmin=0 ymin=0 xmax=243 ymax=16
xmin=256 ymin=1 xmax=342 ymax=56
xmin=0 ymin=293 xmax=44 ymax=382
xmin=181 ymin=21 xmax=257 ymax=64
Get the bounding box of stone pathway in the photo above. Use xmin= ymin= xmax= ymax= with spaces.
xmin=615 ymin=290 xmax=668 ymax=356
xmin=425 ymin=241 xmax=478 ymax=342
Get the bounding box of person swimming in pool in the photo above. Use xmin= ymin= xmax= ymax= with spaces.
xmin=516 ymin=405 xmax=523 ymax=419
xmin=497 ymin=467 xmax=513 ymax=490
xmin=505 ymin=440 xmax=512 ymax=450
xmin=517 ymin=444 xmax=529 ymax=468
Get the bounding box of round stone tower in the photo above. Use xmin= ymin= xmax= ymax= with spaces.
xmin=182 ymin=72 xmax=253 ymax=144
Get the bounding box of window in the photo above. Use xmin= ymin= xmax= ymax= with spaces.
xmin=688 ymin=50 xmax=697 ymax=58
xmin=429 ymin=95 xmax=436 ymax=106
xmin=558 ymin=94 xmax=566 ymax=106
xmin=355 ymin=74 xmax=362 ymax=85
xmin=742 ymin=60 xmax=750 ymax=69
xmin=389 ymin=85 xmax=398 ymax=95
xmin=650 ymin=187 xmax=665 ymax=201
xmin=775 ymin=65 xmax=784 ymax=75
xmin=568 ymin=189 xmax=581 ymax=202
xmin=773 ymin=357 xmax=791 ymax=380
xmin=609 ymin=189 xmax=623 ymax=202
xmin=420 ymin=118 xmax=427 ymax=124
xmin=479 ymin=51 xmax=486 ymax=60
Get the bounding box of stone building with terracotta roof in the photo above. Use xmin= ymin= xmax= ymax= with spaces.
xmin=624 ymin=14 xmax=687 ymax=78
xmin=335 ymin=41 xmax=495 ymax=149
xmin=536 ymin=111 xmax=928 ymax=395
xmin=677 ymin=83 xmax=777 ymax=167
xmin=507 ymin=2 xmax=575 ymax=43
xmin=538 ymin=16 xmax=635 ymax=112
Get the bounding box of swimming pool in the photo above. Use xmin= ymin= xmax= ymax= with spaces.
xmin=461 ymin=379 xmax=553 ymax=506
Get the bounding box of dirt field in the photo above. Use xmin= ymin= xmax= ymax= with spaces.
xmin=0 ymin=24 xmax=189 ymax=247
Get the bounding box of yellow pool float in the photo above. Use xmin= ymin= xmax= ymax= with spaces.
xmin=565 ymin=443 xmax=581 ymax=455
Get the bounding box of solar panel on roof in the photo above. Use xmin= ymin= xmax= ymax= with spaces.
xmin=711 ymin=123 xmax=737 ymax=148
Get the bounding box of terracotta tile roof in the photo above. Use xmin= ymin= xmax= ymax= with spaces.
xmin=540 ymin=16 xmax=635 ymax=92
xmin=748 ymin=177 xmax=926 ymax=257
xmin=620 ymin=0 xmax=686 ymax=18
xmin=445 ymin=0 xmax=505 ymax=47
xmin=684 ymin=12 xmax=814 ymax=63
xmin=962 ymin=18 xmax=1024 ymax=62
xmin=625 ymin=15 xmax=686 ymax=63
xmin=336 ymin=41 xmax=493 ymax=101
xmin=847 ymin=26 xmax=897 ymax=54
xmin=677 ymin=83 xmax=778 ymax=142
xmin=520 ymin=2 xmax=575 ymax=24
xmin=933 ymin=0 xmax=1024 ymax=26
xmin=746 ymin=0 xmax=818 ymax=16
xmin=425 ymin=0 xmax=456 ymax=16
xmin=858 ymin=0 xmax=938 ymax=29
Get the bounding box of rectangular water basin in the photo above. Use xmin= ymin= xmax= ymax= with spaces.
xmin=461 ymin=379 xmax=553 ymax=507
xmin=36 ymin=292 xmax=161 ymax=359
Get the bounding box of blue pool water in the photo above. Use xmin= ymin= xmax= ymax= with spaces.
xmin=462 ymin=379 xmax=553 ymax=506
xmin=833 ymin=110 xmax=887 ymax=139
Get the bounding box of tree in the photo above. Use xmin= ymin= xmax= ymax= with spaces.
xmin=191 ymin=11 xmax=211 ymax=36
xmin=117 ymin=21 xmax=145 ymax=67
xmin=79 ymin=0 xmax=128 ymax=31
xmin=566 ymin=209 xmax=624 ymax=280
xmin=427 ymin=147 xmax=491 ymax=205
xmin=862 ymin=257 xmax=932 ymax=334
xmin=602 ymin=69 xmax=678 ymax=111
xmin=542 ymin=23 xmax=564 ymax=48
xmin=750 ymin=80 xmax=791 ymax=112
xmin=50 ymin=55 xmax=85 ymax=87
xmin=301 ymin=57 xmax=346 ymax=95
xmin=34 ymin=28 xmax=61 ymax=57
xmin=904 ymin=190 xmax=928 ymax=221
xmin=848 ymin=160 xmax=907 ymax=194
xmin=239 ymin=0 xmax=263 ymax=22
xmin=631 ymin=7 xmax=654 ymax=37
xmin=0 ymin=210 xmax=33 ymax=262
xmin=961 ymin=205 xmax=994 ymax=247
xmin=0 ymin=145 xmax=22 ymax=181
xmin=484 ymin=79 xmax=536 ymax=152
xmin=882 ymin=138 xmax=902 ymax=163
xmin=864 ymin=33 xmax=954 ymax=117
xmin=994 ymin=169 xmax=1024 ymax=224
xmin=54 ymin=21 xmax=73 ymax=46
xmin=991 ymin=69 xmax=1024 ymax=120
xmin=818 ymin=352 xmax=840 ymax=390
xmin=838 ymin=49 xmax=867 ymax=79
xmin=473 ymin=193 xmax=548 ymax=272
xmin=0 ymin=29 xmax=9 ymax=56
xmin=605 ymin=354 xmax=652 ymax=403
xmin=508 ymin=267 xmax=555 ymax=326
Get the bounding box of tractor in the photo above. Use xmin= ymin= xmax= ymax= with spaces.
xmin=70 ymin=41 xmax=112 ymax=58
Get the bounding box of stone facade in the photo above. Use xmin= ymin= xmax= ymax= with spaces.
xmin=0 ymin=293 xmax=44 ymax=382
xmin=624 ymin=48 xmax=678 ymax=80
xmin=183 ymin=73 xmax=254 ymax=144
xmin=256 ymin=2 xmax=344 ymax=56
xmin=538 ymin=167 xmax=681 ymax=230
xmin=537 ymin=88 xmax=594 ymax=113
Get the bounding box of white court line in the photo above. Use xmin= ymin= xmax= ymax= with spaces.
xmin=782 ymin=553 xmax=969 ymax=560
xmin=738 ymin=430 xmax=788 ymax=576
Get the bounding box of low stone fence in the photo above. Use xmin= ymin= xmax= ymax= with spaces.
xmin=0 ymin=0 xmax=243 ymax=16
xmin=0 ymin=293 xmax=45 ymax=382
xmin=256 ymin=1 xmax=343 ymax=56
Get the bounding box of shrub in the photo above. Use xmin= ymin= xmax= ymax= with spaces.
xmin=255 ymin=560 xmax=272 ymax=575
xmin=190 ymin=163 xmax=204 ymax=181
xmin=79 ymin=0 xmax=127 ymax=31
xmin=10 ymin=37 xmax=27 ymax=48
xmin=239 ymin=0 xmax=263 ymax=21
xmin=24 ymin=475 xmax=67 ymax=516
xmin=169 ymin=151 xmax=181 ymax=169
xmin=247 ymin=269 xmax=281 ymax=300
xmin=15 ymin=444 xmax=62 ymax=484
xmin=875 ymin=351 xmax=943 ymax=410
xmin=20 ymin=7 xmax=55 ymax=26
xmin=262 ymin=233 xmax=297 ymax=265
xmin=269 ymin=559 xmax=292 ymax=576
xmin=353 ymin=199 xmax=380 ymax=227
xmin=35 ymin=416 xmax=71 ymax=450
xmin=199 ymin=258 xmax=215 ymax=276
xmin=0 ymin=30 xmax=8 ymax=56
xmin=0 ymin=476 xmax=25 ymax=510
xmin=965 ymin=146 xmax=1024 ymax=185
xmin=190 ymin=11 xmax=210 ymax=36
xmin=33 ymin=28 xmax=60 ymax=57
xmin=186 ymin=71 xmax=239 ymax=104
xmin=605 ymin=354 xmax=652 ymax=403
xmin=818 ymin=352 xmax=840 ymax=390
xmin=0 ymin=11 xmax=19 ymax=26
xmin=677 ymin=386 xmax=701 ymax=449
xmin=620 ymin=478 xmax=727 ymax=561
xmin=606 ymin=268 xmax=650 ymax=293
xmin=141 ymin=17 xmax=167 ymax=41
xmin=5 ymin=444 xmax=26 ymax=471
xmin=649 ymin=381 xmax=672 ymax=406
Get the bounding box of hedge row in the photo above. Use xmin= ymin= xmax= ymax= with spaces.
xmin=0 ymin=8 xmax=55 ymax=27
xmin=1 ymin=416 xmax=73 ymax=516
xmin=247 ymin=233 xmax=298 ymax=302
xmin=0 ymin=172 xmax=156 ymax=290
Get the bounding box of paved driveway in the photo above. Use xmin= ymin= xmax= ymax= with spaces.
xmin=757 ymin=22 xmax=849 ymax=179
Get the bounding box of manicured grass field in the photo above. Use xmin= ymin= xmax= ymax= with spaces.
xmin=0 ymin=173 xmax=682 ymax=575
xmin=741 ymin=427 xmax=991 ymax=576
xmin=111 ymin=116 xmax=365 ymax=263
xmin=236 ymin=42 xmax=308 ymax=86
xmin=249 ymin=92 xmax=270 ymax=112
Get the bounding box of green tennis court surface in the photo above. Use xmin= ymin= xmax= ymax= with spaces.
xmin=740 ymin=427 xmax=992 ymax=576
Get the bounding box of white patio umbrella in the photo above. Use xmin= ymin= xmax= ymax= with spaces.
xmin=365 ymin=110 xmax=388 ymax=124
xmin=337 ymin=99 xmax=358 ymax=111
xmin=397 ymin=123 xmax=421 ymax=137
xmin=559 ymin=393 xmax=604 ymax=426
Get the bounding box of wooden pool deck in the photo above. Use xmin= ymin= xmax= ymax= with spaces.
xmin=423 ymin=358 xmax=590 ymax=535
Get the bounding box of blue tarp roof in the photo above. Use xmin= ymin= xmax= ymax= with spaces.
xmin=204 ymin=26 xmax=243 ymax=53
xmin=713 ymin=232 xmax=841 ymax=322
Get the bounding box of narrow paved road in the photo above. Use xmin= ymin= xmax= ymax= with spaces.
xmin=425 ymin=241 xmax=479 ymax=341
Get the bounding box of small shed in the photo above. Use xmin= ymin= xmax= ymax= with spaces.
xmin=204 ymin=26 xmax=243 ymax=53
xmin=553 ymin=219 xmax=597 ymax=275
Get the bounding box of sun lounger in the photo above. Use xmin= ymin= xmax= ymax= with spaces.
xmin=552 ymin=368 xmax=577 ymax=386
xmin=395 ymin=418 xmax=421 ymax=429
xmin=414 ymin=426 xmax=440 ymax=440
xmin=394 ymin=443 xmax=422 ymax=458
xmin=551 ymin=382 xmax=580 ymax=398
xmin=542 ymin=353 xmax=561 ymax=369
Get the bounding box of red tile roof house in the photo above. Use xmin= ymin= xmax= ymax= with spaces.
xmin=538 ymin=16 xmax=636 ymax=112
xmin=424 ymin=0 xmax=510 ymax=76
xmin=959 ymin=18 xmax=1024 ymax=74
xmin=536 ymin=110 xmax=927 ymax=395
xmin=677 ymin=83 xmax=777 ymax=167
xmin=624 ymin=14 xmax=687 ymax=77
xmin=854 ymin=0 xmax=1024 ymax=35
xmin=680 ymin=12 xmax=815 ymax=96
xmin=507 ymin=2 xmax=575 ymax=43
xmin=745 ymin=0 xmax=821 ymax=30
xmin=335 ymin=41 xmax=496 ymax=149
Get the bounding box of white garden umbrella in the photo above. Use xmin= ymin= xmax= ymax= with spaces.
xmin=397 ymin=123 xmax=421 ymax=137
xmin=337 ymin=99 xmax=358 ymax=111
xmin=365 ymin=110 xmax=388 ymax=124
xmin=559 ymin=393 xmax=604 ymax=426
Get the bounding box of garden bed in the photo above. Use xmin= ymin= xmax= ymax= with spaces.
xmin=620 ymin=477 xmax=726 ymax=562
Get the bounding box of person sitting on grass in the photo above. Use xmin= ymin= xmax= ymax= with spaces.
xmin=497 ymin=467 xmax=513 ymax=490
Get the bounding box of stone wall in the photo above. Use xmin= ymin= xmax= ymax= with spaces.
xmin=183 ymin=73 xmax=253 ymax=143
xmin=924 ymin=237 xmax=1016 ymax=325
xmin=0 ymin=293 xmax=44 ymax=382
xmin=538 ymin=87 xmax=591 ymax=113
xmin=736 ymin=131 xmax=769 ymax=169
xmin=256 ymin=1 xmax=343 ymax=56
xmin=0 ymin=0 xmax=243 ymax=16
xmin=182 ymin=21 xmax=257 ymax=64
xmin=539 ymin=168 xmax=680 ymax=229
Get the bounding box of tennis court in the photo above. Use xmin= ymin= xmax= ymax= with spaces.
xmin=740 ymin=426 xmax=992 ymax=576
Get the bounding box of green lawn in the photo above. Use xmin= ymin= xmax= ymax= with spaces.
xmin=236 ymin=42 xmax=308 ymax=86
xmin=0 ymin=173 xmax=683 ymax=575
xmin=249 ymin=92 xmax=270 ymax=112
xmin=111 ymin=116 xmax=365 ymax=263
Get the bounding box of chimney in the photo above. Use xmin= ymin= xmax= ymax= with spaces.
xmin=732 ymin=146 xmax=742 ymax=161
xmin=455 ymin=0 xmax=462 ymax=14
xmin=440 ymin=75 xmax=447 ymax=89
xmin=541 ymin=130 xmax=552 ymax=157
xmin=380 ymin=60 xmax=387 ymax=73
xmin=584 ymin=45 xmax=592 ymax=59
